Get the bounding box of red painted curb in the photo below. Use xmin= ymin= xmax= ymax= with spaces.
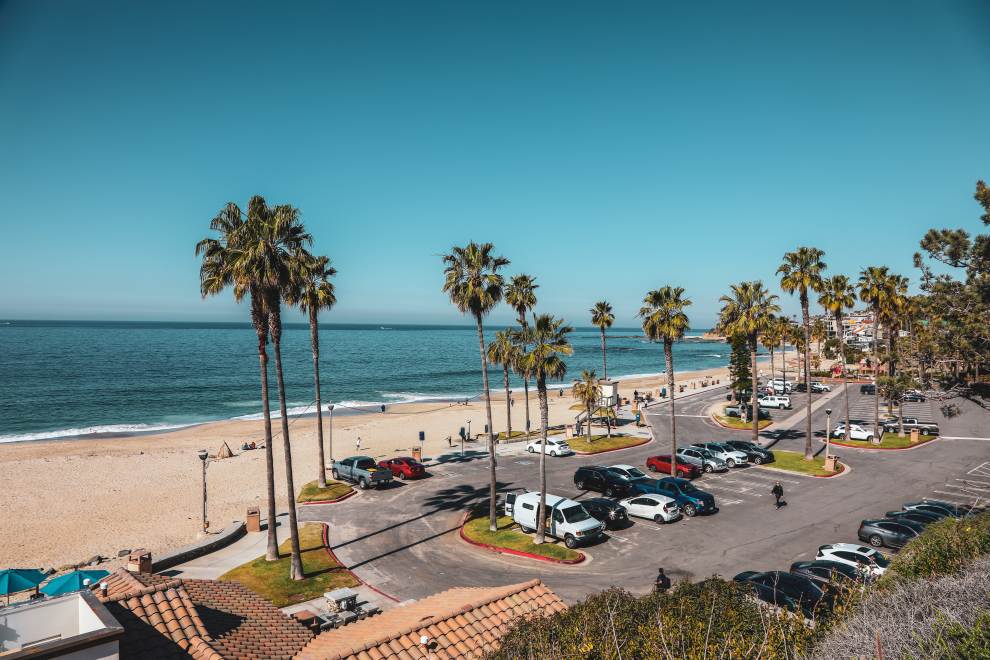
xmin=320 ymin=523 xmax=401 ymax=603
xmin=458 ymin=513 xmax=586 ymax=565
xmin=299 ymin=489 xmax=357 ymax=506
xmin=810 ymin=463 xmax=847 ymax=478
xmin=573 ymin=436 xmax=652 ymax=455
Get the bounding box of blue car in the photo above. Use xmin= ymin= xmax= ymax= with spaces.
xmin=631 ymin=477 xmax=717 ymax=517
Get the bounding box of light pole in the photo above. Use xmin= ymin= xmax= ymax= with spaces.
xmin=467 ymin=419 xmax=471 ymax=441
xmin=327 ymin=403 xmax=334 ymax=465
xmin=825 ymin=408 xmax=832 ymax=460
xmin=197 ymin=449 xmax=209 ymax=535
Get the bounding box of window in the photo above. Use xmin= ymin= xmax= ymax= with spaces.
xmin=561 ymin=506 xmax=591 ymax=524
xmin=521 ymin=503 xmax=534 ymax=511
xmin=631 ymin=498 xmax=648 ymax=506
xmin=552 ymin=510 xmax=564 ymax=523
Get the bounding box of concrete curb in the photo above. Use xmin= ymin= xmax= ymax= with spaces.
xmin=298 ymin=489 xmax=358 ymax=506
xmin=458 ymin=512 xmax=586 ymax=565
xmin=319 ymin=523 xmax=400 ymax=603
xmin=152 ymin=521 xmax=246 ymax=572
xmin=755 ymin=462 xmax=850 ymax=480
xmin=573 ymin=436 xmax=652 ymax=456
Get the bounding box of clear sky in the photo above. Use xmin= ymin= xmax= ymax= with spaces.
xmin=1 ymin=1 xmax=988 ymax=328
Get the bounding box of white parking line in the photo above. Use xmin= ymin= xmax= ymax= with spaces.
xmin=932 ymin=490 xmax=981 ymax=503
xmin=700 ymin=482 xmax=762 ymax=496
xmin=959 ymin=478 xmax=990 ymax=488
xmin=719 ymin=499 xmax=745 ymax=506
xmin=952 ymin=479 xmax=990 ymax=492
xmin=968 ymin=462 xmax=990 ymax=477
xmin=942 ymin=436 xmax=990 ymax=441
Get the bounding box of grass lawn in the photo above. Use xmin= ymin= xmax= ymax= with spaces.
xmin=834 ymin=433 xmax=938 ymax=449
xmin=219 ymin=522 xmax=358 ymax=607
xmin=764 ymin=450 xmax=843 ymax=477
xmin=297 ymin=479 xmax=353 ymax=503
xmin=566 ymin=434 xmax=644 ymax=453
xmin=462 ymin=515 xmax=582 ymax=562
xmin=713 ymin=408 xmax=773 ymax=430
xmin=495 ymin=430 xmax=530 ymax=441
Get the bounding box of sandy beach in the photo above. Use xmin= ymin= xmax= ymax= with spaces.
xmin=1 ymin=366 xmax=749 ymax=570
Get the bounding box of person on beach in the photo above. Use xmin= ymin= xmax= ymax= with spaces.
xmin=654 ymin=568 xmax=671 ymax=594
xmin=771 ymin=482 xmax=785 ymax=509
xmin=356 ymin=436 xmax=362 ymax=452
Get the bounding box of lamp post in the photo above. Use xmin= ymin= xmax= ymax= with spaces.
xmin=825 ymin=408 xmax=832 ymax=459
xmin=467 ymin=420 xmax=471 ymax=441
xmin=197 ymin=449 xmax=209 ymax=535
xmin=327 ymin=403 xmax=334 ymax=465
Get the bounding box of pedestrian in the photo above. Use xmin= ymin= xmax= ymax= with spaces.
xmin=447 ymin=435 xmax=452 ymax=448
xmin=654 ymin=568 xmax=671 ymax=594
xmin=356 ymin=436 xmax=362 ymax=452
xmin=771 ymin=481 xmax=785 ymax=509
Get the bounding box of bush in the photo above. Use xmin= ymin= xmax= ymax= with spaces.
xmin=491 ymin=579 xmax=815 ymax=660
xmin=881 ymin=511 xmax=990 ymax=584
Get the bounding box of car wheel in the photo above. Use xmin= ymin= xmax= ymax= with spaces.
xmin=331 ymin=469 xmax=339 ymax=480
xmin=552 ymin=451 xmax=559 ymax=457
xmin=564 ymin=535 xmax=577 ymax=549
xmin=921 ymin=428 xmax=931 ymax=435
xmin=576 ymin=479 xmax=586 ymax=490
xmin=654 ymin=514 xmax=664 ymax=524
xmin=867 ymin=435 xmax=874 ymax=442
xmin=704 ymin=464 xmax=714 ymax=473
xmin=779 ymin=405 xmax=785 ymax=410
xmin=528 ymin=446 xmax=535 ymax=453
xmin=648 ymin=463 xmax=657 ymax=472
xmin=398 ymin=472 xmax=406 ymax=480
xmin=869 ymin=534 xmax=883 ymax=548
xmin=359 ymin=478 xmax=369 ymax=490
xmin=684 ymin=503 xmax=697 ymax=517
xmin=605 ymin=486 xmax=616 ymax=498
xmin=753 ymin=456 xmax=763 ymax=465
xmin=520 ymin=525 xmax=532 ymax=534
xmin=726 ymin=459 xmax=736 ymax=468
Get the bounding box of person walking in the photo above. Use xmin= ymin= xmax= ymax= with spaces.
xmin=654 ymin=568 xmax=671 ymax=594
xmin=771 ymin=481 xmax=785 ymax=509
xmin=356 ymin=436 xmax=362 ymax=452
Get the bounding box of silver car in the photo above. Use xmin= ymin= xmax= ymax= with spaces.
xmin=692 ymin=442 xmax=748 ymax=468
xmin=676 ymin=447 xmax=729 ymax=473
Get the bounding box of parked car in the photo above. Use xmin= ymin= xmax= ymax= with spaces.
xmin=675 ymin=447 xmax=729 ymax=473
xmin=645 ymin=454 xmax=700 ymax=479
xmin=789 ymin=560 xmax=865 ymax=589
xmin=617 ymin=494 xmax=681 ymax=523
xmin=377 ymin=456 xmax=426 ymax=480
xmin=724 ymin=404 xmax=771 ymax=420
xmin=758 ymin=395 xmax=792 ymax=410
xmin=860 ymin=383 xmax=876 ymax=394
xmin=503 ymin=492 xmax=603 ymax=548
xmin=858 ymin=519 xmax=921 ymax=548
xmin=831 ymin=423 xmax=874 ymax=441
xmin=903 ymin=500 xmax=971 ymax=518
xmin=884 ymin=510 xmax=943 ymax=526
xmin=690 ymin=442 xmax=748 ymax=468
xmin=811 ymin=381 xmax=832 ymax=393
xmin=633 ymin=476 xmax=716 ymax=516
xmin=769 ymin=379 xmax=794 ymax=394
xmin=606 ymin=464 xmax=650 ymax=484
xmin=581 ymin=497 xmax=629 ymax=530
xmin=903 ymin=390 xmax=926 ymax=402
xmin=880 ymin=417 xmax=939 ymax=436
xmin=733 ymin=571 xmax=831 ymax=619
xmin=331 ymin=456 xmax=394 ymax=490
xmin=723 ymin=439 xmax=775 ymax=465
xmin=574 ymin=465 xmax=635 ymax=497
xmin=526 ymin=437 xmax=573 ymax=456
xmin=816 ymin=543 xmax=889 ymax=577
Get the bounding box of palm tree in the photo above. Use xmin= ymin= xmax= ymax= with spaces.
xmin=639 ymin=287 xmax=692 ymax=476
xmin=487 ymin=330 xmax=519 ymax=441
xmin=858 ymin=266 xmax=895 ymax=444
xmin=286 ymin=252 xmax=337 ymax=488
xmin=775 ymin=316 xmax=792 ymax=392
xmin=572 ymin=370 xmax=600 ymax=443
xmin=442 ymin=242 xmax=509 ymax=531
xmin=811 ymin=318 xmax=828 ymax=359
xmin=818 ymin=274 xmax=856 ymax=440
xmin=761 ymin=319 xmax=781 ymax=386
xmin=590 ymin=301 xmax=615 ymax=379
xmin=505 ymin=274 xmax=538 ymax=438
xmin=196 ymin=202 xmax=280 ymax=563
xmin=717 ymin=282 xmax=781 ymax=445
xmin=777 ymin=247 xmax=827 ymax=460
xmin=236 ymin=196 xmax=311 ymax=580
xmin=522 ymin=314 xmax=572 ymax=544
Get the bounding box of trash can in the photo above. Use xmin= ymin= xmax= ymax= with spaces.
xmin=910 ymin=429 xmax=919 ymax=443
xmin=246 ymin=507 xmax=261 ymax=533
xmin=411 ymin=446 xmax=422 ymax=462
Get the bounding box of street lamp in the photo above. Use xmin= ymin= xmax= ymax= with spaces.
xmin=197 ymin=449 xmax=209 ymax=535
xmin=467 ymin=420 xmax=472 ymax=441
xmin=327 ymin=403 xmax=334 ymax=464
xmin=825 ymin=408 xmax=832 ymax=459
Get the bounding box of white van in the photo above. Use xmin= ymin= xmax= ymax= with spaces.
xmin=503 ymin=491 xmax=604 ymax=548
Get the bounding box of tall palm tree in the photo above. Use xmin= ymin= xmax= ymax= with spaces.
xmin=286 ymin=252 xmax=337 ymax=488
xmin=522 ymin=314 xmax=572 ymax=544
xmin=639 ymin=287 xmax=692 ymax=476
xmin=777 ymin=247 xmax=827 ymax=460
xmin=590 ymin=301 xmax=615 ymax=379
xmin=717 ymin=282 xmax=781 ymax=445
xmin=236 ymin=196 xmax=311 ymax=580
xmin=505 ymin=274 xmax=538 ymax=438
xmin=442 ymin=242 xmax=509 ymax=531
xmin=858 ymin=266 xmax=894 ymax=444
xmin=761 ymin=318 xmax=781 ymax=386
xmin=196 ymin=202 xmax=280 ymax=563
xmin=487 ymin=330 xmax=519 ymax=440
xmin=818 ymin=275 xmax=856 ymax=440
xmin=572 ymin=369 xmax=600 ymax=443
xmin=811 ymin=318 xmax=828 ymax=358
xmin=775 ymin=316 xmax=792 ymax=392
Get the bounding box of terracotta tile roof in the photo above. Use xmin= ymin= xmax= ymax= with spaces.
xmin=94 ymin=568 xmax=312 ymax=659
xmin=294 ymin=579 xmax=566 ymax=660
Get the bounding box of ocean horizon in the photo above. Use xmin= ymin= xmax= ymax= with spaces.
xmin=0 ymin=320 xmax=735 ymax=443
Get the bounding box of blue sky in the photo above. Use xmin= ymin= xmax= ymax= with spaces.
xmin=1 ymin=1 xmax=988 ymax=328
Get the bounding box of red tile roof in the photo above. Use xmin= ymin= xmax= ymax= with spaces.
xmin=294 ymin=579 xmax=566 ymax=660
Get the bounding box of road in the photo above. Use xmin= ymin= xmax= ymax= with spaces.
xmin=300 ymin=384 xmax=990 ymax=604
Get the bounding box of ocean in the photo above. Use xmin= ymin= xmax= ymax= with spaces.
xmin=0 ymin=321 xmax=730 ymax=442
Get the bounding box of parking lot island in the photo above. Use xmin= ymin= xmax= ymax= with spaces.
xmin=758 ymin=450 xmax=846 ymax=478
xmin=710 ymin=403 xmax=773 ymax=431
xmin=459 ymin=513 xmax=585 ymax=564
xmin=568 ymin=433 xmax=651 ymax=455
xmin=296 ymin=479 xmax=356 ymax=505
xmin=828 ymin=433 xmax=939 ymax=451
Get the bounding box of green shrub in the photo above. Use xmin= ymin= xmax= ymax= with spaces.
xmin=920 ymin=610 xmax=990 ymax=658
xmin=882 ymin=511 xmax=990 ymax=584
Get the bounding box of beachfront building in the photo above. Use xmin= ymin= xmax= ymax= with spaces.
xmin=820 ymin=311 xmax=880 ymax=349
xmin=0 ymin=590 xmax=123 ymax=658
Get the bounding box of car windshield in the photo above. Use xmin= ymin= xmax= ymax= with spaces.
xmin=624 ymin=467 xmax=646 ymax=479
xmin=356 ymin=459 xmax=376 ymax=469
xmin=678 ymin=482 xmax=698 ymax=494
xmin=561 ymin=505 xmax=591 ymax=524
xmin=868 ymin=552 xmax=889 ymax=568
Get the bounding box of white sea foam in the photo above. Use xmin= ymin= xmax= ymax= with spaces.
xmin=0 ymin=422 xmax=195 ymax=443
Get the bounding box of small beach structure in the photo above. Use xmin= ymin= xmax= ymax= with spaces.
xmin=40 ymin=569 xmax=110 ymax=596
xmin=0 ymin=568 xmax=46 ymax=605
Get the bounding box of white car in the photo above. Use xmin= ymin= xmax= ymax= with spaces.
xmin=815 ymin=543 xmax=889 ymax=577
xmin=691 ymin=442 xmax=748 ymax=468
xmin=768 ymin=379 xmax=793 ymax=394
xmin=758 ymin=395 xmax=791 ymax=410
xmin=811 ymin=382 xmax=832 ymax=393
xmin=618 ymin=494 xmax=681 ymax=523
xmin=831 ymin=423 xmax=874 ymax=441
xmin=526 ymin=437 xmax=573 ymax=456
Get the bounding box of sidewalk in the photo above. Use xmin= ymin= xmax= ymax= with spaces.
xmin=166 ymin=517 xmax=285 ymax=580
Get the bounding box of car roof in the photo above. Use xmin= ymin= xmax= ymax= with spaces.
xmin=609 ymin=464 xmax=637 ymax=470
xmin=821 ymin=542 xmax=874 ymax=555
xmin=584 ymin=497 xmax=620 ymax=507
xmin=517 ymin=492 xmax=577 ymax=508
xmin=657 ymin=476 xmax=689 ymax=485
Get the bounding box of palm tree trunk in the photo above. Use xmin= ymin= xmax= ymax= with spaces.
xmin=750 ymin=335 xmax=760 ymax=444
xmin=837 ymin=312 xmax=851 ymax=441
xmin=600 ymin=327 xmax=608 ymax=379
xmin=781 ymin=337 xmax=787 ymax=393
xmin=269 ymin=300 xmax=304 ymax=581
xmin=254 ymin=316 xmax=279 ymax=563
xmin=535 ymin=376 xmax=549 ymax=545
xmin=519 ymin=313 xmax=532 ymax=439
xmin=769 ymin=346 xmax=775 ymax=385
xmin=898 ymin=400 xmax=905 ymax=438
xmin=475 ymin=313 xmax=498 ymax=532
xmin=503 ymin=364 xmax=512 ymax=439
xmin=309 ymin=307 xmax=326 ymax=489
xmin=873 ymin=312 xmax=880 ymax=444
xmin=664 ymin=340 xmax=677 ymax=477
xmin=586 ymin=401 xmax=593 ymax=444
xmin=802 ymin=297 xmax=813 ymax=460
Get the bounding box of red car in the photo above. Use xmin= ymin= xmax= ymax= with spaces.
xmin=646 ymin=455 xmax=700 ymax=479
xmin=377 ymin=457 xmax=426 ymax=480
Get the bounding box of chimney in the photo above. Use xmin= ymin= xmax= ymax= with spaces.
xmin=100 ymin=582 xmax=109 ymax=598
xmin=127 ymin=548 xmax=152 ymax=574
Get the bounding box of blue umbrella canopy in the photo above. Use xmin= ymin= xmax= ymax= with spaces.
xmin=0 ymin=569 xmax=46 ymax=596
xmin=40 ymin=569 xmax=110 ymax=596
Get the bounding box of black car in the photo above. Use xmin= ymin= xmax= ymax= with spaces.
xmin=723 ymin=440 xmax=775 ymax=465
xmin=733 ymin=571 xmax=832 ymax=619
xmin=858 ymin=519 xmax=920 ymax=548
xmin=789 ymin=560 xmax=864 ymax=590
xmin=860 ymin=384 xmax=876 ymax=394
xmin=884 ymin=510 xmax=942 ymax=526
xmin=903 ymin=391 xmax=926 ymax=402
xmin=581 ymin=497 xmax=628 ymax=529
xmin=573 ymin=465 xmax=633 ymax=497
xmin=903 ymin=500 xmax=969 ymax=519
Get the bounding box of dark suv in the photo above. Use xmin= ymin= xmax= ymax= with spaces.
xmin=573 ymin=465 xmax=633 ymax=497
xmin=860 ymin=384 xmax=876 ymax=395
